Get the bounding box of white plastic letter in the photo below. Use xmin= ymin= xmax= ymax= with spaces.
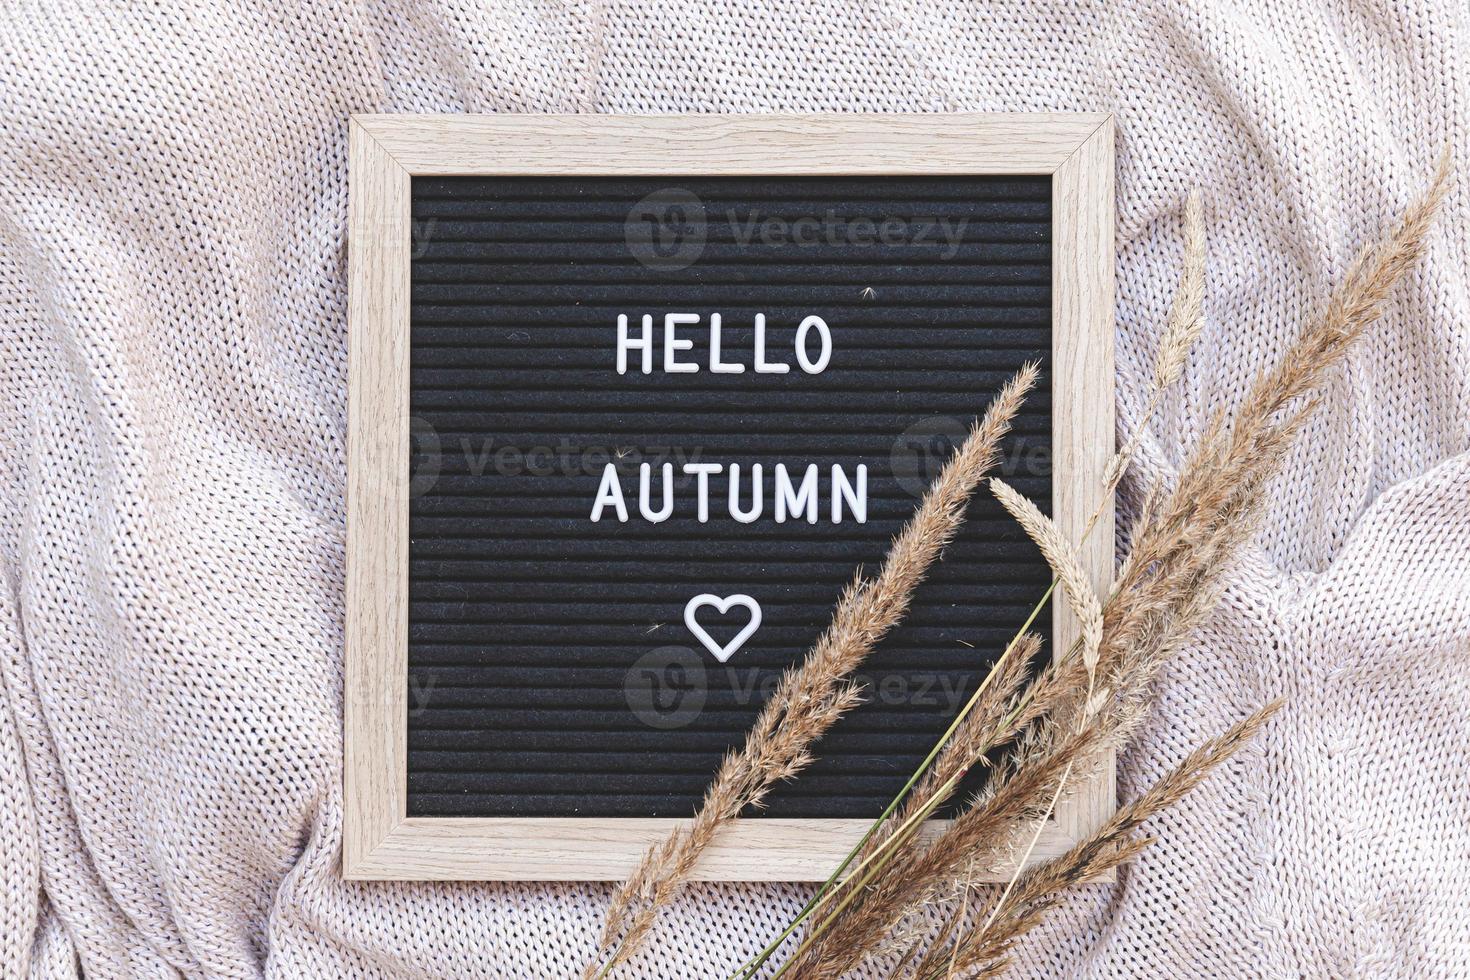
xmin=775 ymin=463 xmax=819 ymax=524
xmin=617 ymin=314 xmax=653 ymax=374
xmin=664 ymin=313 xmax=699 ymax=373
xmin=753 ymin=313 xmax=790 ymax=374
xmin=831 ymin=464 xmax=868 ymax=524
xmin=639 ymin=462 xmax=674 ymax=522
xmin=590 ymin=463 xmax=629 ymax=522
xmin=728 ymin=463 xmax=764 ymax=523
xmin=683 ymin=462 xmax=723 ymax=523
xmin=795 ymin=315 xmax=832 ymax=374
xmin=709 ymin=313 xmax=745 ymax=374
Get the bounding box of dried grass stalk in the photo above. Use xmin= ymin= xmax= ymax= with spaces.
xmin=786 ymin=156 xmax=1450 ymax=979
xmin=1154 ymin=188 xmax=1208 ymax=392
xmin=583 ymin=364 xmax=1039 ymax=978
xmin=1105 ymin=189 xmax=1207 ymax=489
xmin=900 ymin=634 xmax=1042 ymax=825
xmin=951 ymin=700 xmax=1283 ymax=978
xmin=787 ymin=713 xmax=1122 ymax=979
xmin=783 ymin=191 xmax=1221 ymax=978
xmin=989 ymin=479 xmax=1103 ymax=672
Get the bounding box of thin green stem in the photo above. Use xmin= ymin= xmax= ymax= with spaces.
xmin=727 ymin=771 xmax=963 ymax=980
xmin=735 ymin=385 xmax=1133 ymax=979
xmin=770 ymin=781 xmax=958 ymax=980
xmin=729 ymin=583 xmax=1057 ymax=980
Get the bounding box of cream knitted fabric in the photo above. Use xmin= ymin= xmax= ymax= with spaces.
xmin=1 ymin=2 xmax=1467 ymax=977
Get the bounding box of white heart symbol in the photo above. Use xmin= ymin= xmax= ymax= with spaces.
xmin=683 ymin=594 xmax=762 ymax=663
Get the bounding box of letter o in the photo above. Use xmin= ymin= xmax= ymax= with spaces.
xmin=795 ymin=316 xmax=832 ymax=374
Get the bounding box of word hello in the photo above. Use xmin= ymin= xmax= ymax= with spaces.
xmin=616 ymin=313 xmax=832 ymax=375
xmin=591 ymin=462 xmax=867 ymax=525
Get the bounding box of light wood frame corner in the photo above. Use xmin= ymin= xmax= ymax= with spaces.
xmin=345 ymin=113 xmax=1114 ymax=881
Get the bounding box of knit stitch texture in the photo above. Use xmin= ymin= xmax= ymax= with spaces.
xmin=1 ymin=2 xmax=1467 ymax=977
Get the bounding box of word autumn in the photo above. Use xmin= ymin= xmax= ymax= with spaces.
xmin=590 ymin=312 xmax=867 ymax=526
xmin=591 ymin=462 xmax=868 ymax=525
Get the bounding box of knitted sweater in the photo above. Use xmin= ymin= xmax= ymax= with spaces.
xmin=0 ymin=2 xmax=1466 ymax=976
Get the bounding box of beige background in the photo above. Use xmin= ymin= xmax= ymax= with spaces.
xmin=0 ymin=2 xmax=1467 ymax=977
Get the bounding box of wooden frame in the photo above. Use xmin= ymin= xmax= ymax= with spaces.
xmin=345 ymin=113 xmax=1114 ymax=881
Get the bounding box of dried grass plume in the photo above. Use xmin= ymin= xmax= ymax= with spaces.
xmin=584 ymin=364 xmax=1039 ymax=977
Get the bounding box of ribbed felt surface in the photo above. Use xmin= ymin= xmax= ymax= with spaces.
xmin=406 ymin=175 xmax=1051 ymax=818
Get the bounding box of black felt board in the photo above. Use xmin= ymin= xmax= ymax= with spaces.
xmin=406 ymin=175 xmax=1051 ymax=819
